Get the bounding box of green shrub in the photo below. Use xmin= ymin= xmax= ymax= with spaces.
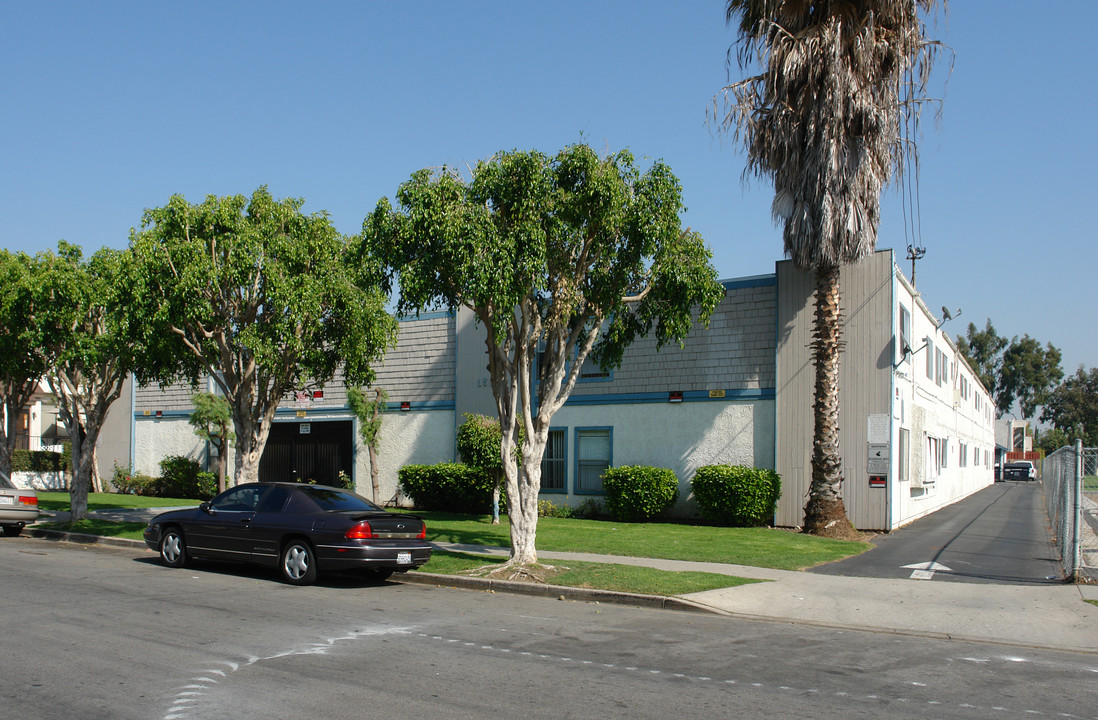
xmin=691 ymin=465 xmax=781 ymax=527
xmin=537 ymin=499 xmax=574 ymax=518
xmin=156 ymin=455 xmax=217 ymax=500
xmin=111 ymin=463 xmax=157 ymax=495
xmin=601 ymin=466 xmax=680 ymax=522
xmin=573 ymin=498 xmax=604 ymax=519
xmin=11 ymin=448 xmax=68 ymax=473
xmin=398 ymin=463 xmax=498 ymax=514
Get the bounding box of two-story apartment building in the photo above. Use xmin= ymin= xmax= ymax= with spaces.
xmin=103 ymin=249 xmax=994 ymax=531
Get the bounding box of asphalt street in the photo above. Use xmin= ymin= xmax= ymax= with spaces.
xmin=2 ymin=535 xmax=1097 ymax=720
xmin=810 ymin=481 xmax=1063 ymax=584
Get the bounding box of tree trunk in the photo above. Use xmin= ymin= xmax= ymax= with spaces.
xmin=69 ymin=422 xmax=90 ymax=521
xmin=368 ymin=444 xmax=380 ymax=503
xmin=802 ymin=264 xmax=852 ymax=536
xmin=509 ymin=433 xmax=548 ymax=565
xmin=215 ymin=438 xmax=228 ymax=493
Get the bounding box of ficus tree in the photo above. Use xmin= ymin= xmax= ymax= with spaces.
xmin=43 ymin=243 xmax=145 ymax=519
xmin=362 ymin=144 xmax=723 ymax=570
xmin=129 ymin=187 xmax=398 ymax=486
xmin=715 ymin=0 xmax=945 ymax=536
xmin=0 ymin=250 xmax=58 ymax=480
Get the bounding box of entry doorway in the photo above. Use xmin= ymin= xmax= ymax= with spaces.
xmin=259 ymin=420 xmax=354 ymax=486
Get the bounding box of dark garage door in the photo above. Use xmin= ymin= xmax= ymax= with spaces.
xmin=259 ymin=420 xmax=353 ymax=486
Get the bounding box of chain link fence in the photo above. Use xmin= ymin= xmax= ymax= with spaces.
xmin=1043 ymin=442 xmax=1098 ymax=583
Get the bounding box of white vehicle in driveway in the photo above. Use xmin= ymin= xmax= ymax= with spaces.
xmin=0 ymin=469 xmax=39 ymax=536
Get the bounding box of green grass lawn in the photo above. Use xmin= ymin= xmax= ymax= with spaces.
xmin=417 ymin=550 xmax=762 ymax=596
xmin=35 ymin=491 xmax=199 ymax=513
xmin=35 ymin=519 xmax=149 ymax=540
xmin=418 ymin=512 xmax=870 ymax=571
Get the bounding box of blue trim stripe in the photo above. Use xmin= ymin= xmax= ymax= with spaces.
xmin=563 ymin=388 xmax=774 ymax=406
xmin=135 ymin=400 xmax=457 ymax=420
xmin=721 ymin=274 xmax=776 ymax=290
xmin=396 ymin=309 xmax=455 ymax=322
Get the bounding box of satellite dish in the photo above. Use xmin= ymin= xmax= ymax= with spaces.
xmin=941 ymin=306 xmax=953 ymax=321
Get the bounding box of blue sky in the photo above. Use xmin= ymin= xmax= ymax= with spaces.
xmin=2 ymin=2 xmax=1094 ymax=376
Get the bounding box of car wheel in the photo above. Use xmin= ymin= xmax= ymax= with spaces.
xmin=362 ymin=568 xmax=393 ymax=584
xmin=159 ymin=527 xmax=188 ymax=568
xmin=280 ymin=540 xmax=318 ymax=585
xmin=2 ymin=524 xmax=24 ymax=537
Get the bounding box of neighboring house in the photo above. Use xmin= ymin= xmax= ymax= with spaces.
xmin=103 ymin=249 xmax=995 ymax=531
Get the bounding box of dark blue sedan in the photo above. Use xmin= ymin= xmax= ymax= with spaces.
xmin=143 ymin=482 xmax=431 ymax=585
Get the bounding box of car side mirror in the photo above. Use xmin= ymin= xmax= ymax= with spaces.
xmin=200 ymin=502 xmax=213 ymax=515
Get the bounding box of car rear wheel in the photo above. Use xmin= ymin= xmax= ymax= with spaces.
xmin=362 ymin=568 xmax=393 ymax=584
xmin=280 ymin=540 xmax=318 ymax=585
xmin=159 ymin=527 xmax=188 ymax=568
xmin=2 ymin=523 xmax=24 ymax=537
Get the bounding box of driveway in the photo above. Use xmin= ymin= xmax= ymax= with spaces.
xmin=810 ymin=481 xmax=1064 ymax=584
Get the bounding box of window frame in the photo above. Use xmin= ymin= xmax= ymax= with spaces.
xmin=574 ymin=426 xmax=612 ymax=495
xmin=539 ymin=427 xmax=568 ymax=494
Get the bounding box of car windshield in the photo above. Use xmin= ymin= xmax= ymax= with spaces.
xmin=297 ymin=486 xmax=380 ymax=512
xmin=0 ymin=471 xmax=14 ymax=489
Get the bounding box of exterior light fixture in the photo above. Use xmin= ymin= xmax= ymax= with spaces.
xmin=668 ymin=391 xmax=683 ymax=403
xmin=400 ymin=401 xmax=411 ymax=411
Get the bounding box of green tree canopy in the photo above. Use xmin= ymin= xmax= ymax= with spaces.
xmin=955 ymin=319 xmax=1008 ymax=399
xmin=130 ymin=186 xmax=398 ymax=485
xmin=43 ymin=243 xmax=148 ymax=519
xmin=0 ymin=250 xmax=57 ymax=478
xmin=1041 ymin=367 xmax=1098 ymax=447
xmin=997 ymin=335 xmax=1063 ymax=421
xmin=362 ymin=144 xmax=723 ymax=567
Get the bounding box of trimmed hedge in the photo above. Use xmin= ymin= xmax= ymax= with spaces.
xmin=11 ymin=448 xmax=69 ymax=473
xmin=398 ymin=463 xmax=498 ymax=514
xmin=157 ymin=456 xmax=217 ymax=500
xmin=691 ymin=465 xmax=781 ymax=527
xmin=601 ymin=465 xmax=680 ymax=522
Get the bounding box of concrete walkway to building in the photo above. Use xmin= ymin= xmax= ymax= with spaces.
xmin=30 ymin=499 xmax=1098 ymax=655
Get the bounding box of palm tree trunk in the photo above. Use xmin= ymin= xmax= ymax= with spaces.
xmin=802 ymin=264 xmax=852 ymax=536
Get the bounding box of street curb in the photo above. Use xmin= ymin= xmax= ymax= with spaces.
xmin=28 ymin=528 xmax=150 ymax=551
xmin=24 ymin=528 xmax=724 ymax=615
xmin=398 ymin=571 xmax=728 ymax=615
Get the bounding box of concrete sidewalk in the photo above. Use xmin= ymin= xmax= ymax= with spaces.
xmin=30 ymin=512 xmax=1098 ymax=654
xmin=431 ymin=541 xmax=1098 ymax=654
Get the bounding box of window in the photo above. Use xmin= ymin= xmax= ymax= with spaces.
xmin=899 ymin=306 xmax=911 ymax=364
xmin=575 ymin=428 xmax=611 ymax=494
xmin=926 ymin=338 xmax=935 ymax=379
xmin=959 ymin=442 xmax=968 ymax=468
xmin=540 ymin=429 xmax=567 ymax=492
xmin=925 ymin=436 xmax=942 ymax=483
xmin=898 ymin=428 xmax=910 ymax=483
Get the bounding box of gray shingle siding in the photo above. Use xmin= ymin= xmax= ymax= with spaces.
xmin=568 ymin=282 xmax=776 ymax=397
xmin=133 ymin=313 xmax=457 ymax=413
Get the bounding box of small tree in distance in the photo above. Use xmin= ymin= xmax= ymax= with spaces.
xmin=456 ymin=413 xmax=509 ymax=524
xmin=189 ymin=392 xmax=233 ymax=493
xmin=347 ymin=387 xmax=387 ymax=503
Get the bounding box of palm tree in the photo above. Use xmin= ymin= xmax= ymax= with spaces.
xmin=717 ymin=0 xmax=943 ymax=536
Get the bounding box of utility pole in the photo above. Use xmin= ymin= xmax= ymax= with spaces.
xmin=907 ymin=244 xmax=926 ymax=289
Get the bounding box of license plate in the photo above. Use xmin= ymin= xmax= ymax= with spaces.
xmin=396 ymin=551 xmax=412 ymax=565
xmin=0 ymin=496 xmax=13 ymax=505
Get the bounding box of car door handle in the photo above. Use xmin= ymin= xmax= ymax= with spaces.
xmin=240 ymin=518 xmax=252 ymax=525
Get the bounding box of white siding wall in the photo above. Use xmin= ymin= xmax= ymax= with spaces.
xmin=545 ymin=399 xmax=775 ymax=517
xmin=891 ymin=276 xmax=995 ymax=528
